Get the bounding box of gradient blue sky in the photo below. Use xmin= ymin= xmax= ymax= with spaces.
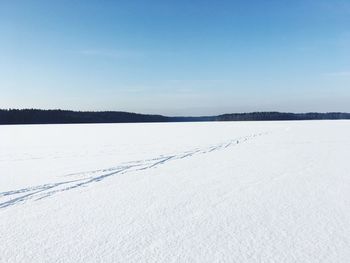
xmin=1 ymin=0 xmax=349 ymax=115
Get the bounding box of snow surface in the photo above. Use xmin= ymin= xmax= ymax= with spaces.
xmin=1 ymin=121 xmax=350 ymax=262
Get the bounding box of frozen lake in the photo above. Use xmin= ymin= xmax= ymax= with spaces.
xmin=1 ymin=121 xmax=350 ymax=262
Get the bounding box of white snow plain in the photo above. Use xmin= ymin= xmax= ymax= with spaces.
xmin=1 ymin=121 xmax=350 ymax=262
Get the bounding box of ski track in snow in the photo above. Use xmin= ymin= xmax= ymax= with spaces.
xmin=0 ymin=132 xmax=267 ymax=209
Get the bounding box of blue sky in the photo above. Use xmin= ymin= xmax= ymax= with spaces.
xmin=1 ymin=0 xmax=349 ymax=115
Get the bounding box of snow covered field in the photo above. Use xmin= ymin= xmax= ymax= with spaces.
xmin=1 ymin=121 xmax=350 ymax=262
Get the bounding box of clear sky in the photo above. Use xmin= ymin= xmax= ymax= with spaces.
xmin=1 ymin=0 xmax=349 ymax=116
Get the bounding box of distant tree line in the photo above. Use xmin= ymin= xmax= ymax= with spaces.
xmin=0 ymin=109 xmax=171 ymax=124
xmin=0 ymin=109 xmax=349 ymax=125
xmin=216 ymin=112 xmax=350 ymax=121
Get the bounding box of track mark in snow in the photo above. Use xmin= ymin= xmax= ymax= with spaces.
xmin=0 ymin=132 xmax=268 ymax=209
